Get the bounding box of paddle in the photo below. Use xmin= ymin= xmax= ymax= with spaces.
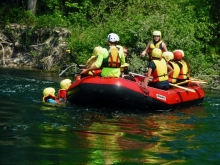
xmin=190 ymin=78 xmax=207 ymax=82
xmin=67 ymin=49 xmax=82 ymax=69
xmin=59 ymin=64 xmax=75 ymax=76
xmin=129 ymin=72 xmax=145 ymax=77
xmin=169 ymin=83 xmax=196 ymax=92
xmin=175 ymin=80 xmax=192 ymax=85
xmin=170 ymin=78 xmax=208 ymax=86
xmin=191 ymin=80 xmax=208 ymax=84
xmin=59 ymin=49 xmax=87 ymax=76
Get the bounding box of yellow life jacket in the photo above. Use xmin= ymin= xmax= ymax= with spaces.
xmin=103 ymin=46 xmax=121 ymax=68
xmin=85 ymin=56 xmax=97 ymax=69
xmin=85 ymin=56 xmax=99 ymax=75
xmin=177 ymin=60 xmax=188 ymax=80
xmin=148 ymin=40 xmax=163 ymax=57
xmin=151 ymin=58 xmax=168 ymax=82
xmin=168 ymin=61 xmax=180 ymax=83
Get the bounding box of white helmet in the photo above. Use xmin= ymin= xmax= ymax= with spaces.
xmin=107 ymin=33 xmax=120 ymax=42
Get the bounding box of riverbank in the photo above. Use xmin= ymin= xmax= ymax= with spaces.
xmin=0 ymin=24 xmax=70 ymax=71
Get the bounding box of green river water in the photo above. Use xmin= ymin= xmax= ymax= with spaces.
xmin=0 ymin=68 xmax=219 ymax=165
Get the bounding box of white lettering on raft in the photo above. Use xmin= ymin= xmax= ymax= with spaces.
xmin=156 ymin=94 xmax=166 ymax=101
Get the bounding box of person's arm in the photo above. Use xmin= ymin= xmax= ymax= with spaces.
xmin=80 ymin=65 xmax=98 ymax=75
xmin=162 ymin=42 xmax=168 ymax=51
xmin=120 ymin=50 xmax=126 ymax=65
xmin=144 ymin=68 xmax=152 ymax=87
xmin=81 ymin=49 xmax=104 ymax=75
xmin=141 ymin=42 xmax=150 ymax=57
xmin=167 ymin=64 xmax=173 ymax=76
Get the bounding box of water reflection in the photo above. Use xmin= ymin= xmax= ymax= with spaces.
xmin=50 ymin=105 xmax=205 ymax=164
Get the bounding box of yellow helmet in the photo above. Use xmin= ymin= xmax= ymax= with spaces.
xmin=92 ymin=46 xmax=102 ymax=56
xmin=43 ymin=87 xmax=56 ymax=97
xmin=152 ymin=48 xmax=162 ymax=58
xmin=173 ymin=49 xmax=184 ymax=57
xmin=162 ymin=51 xmax=174 ymax=62
xmin=153 ymin=31 xmax=161 ymax=37
xmin=60 ymin=79 xmax=72 ymax=90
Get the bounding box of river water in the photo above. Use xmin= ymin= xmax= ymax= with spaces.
xmin=0 ymin=68 xmax=219 ymax=165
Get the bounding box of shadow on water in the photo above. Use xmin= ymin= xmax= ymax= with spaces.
xmin=0 ymin=68 xmax=220 ymax=164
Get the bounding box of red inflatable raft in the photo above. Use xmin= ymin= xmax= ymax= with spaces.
xmin=66 ymin=75 xmax=205 ymax=110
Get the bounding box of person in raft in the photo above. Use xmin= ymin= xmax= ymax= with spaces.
xmin=120 ymin=47 xmax=130 ymax=77
xmin=162 ymin=51 xmax=180 ymax=84
xmin=143 ymin=48 xmax=173 ymax=90
xmin=119 ymin=48 xmax=136 ymax=81
xmin=80 ymin=33 xmax=125 ymax=78
xmin=141 ymin=30 xmax=168 ymax=60
xmin=85 ymin=46 xmax=103 ymax=76
xmin=57 ymin=79 xmax=72 ymax=103
xmin=173 ymin=49 xmax=190 ymax=83
xmin=42 ymin=87 xmax=59 ymax=104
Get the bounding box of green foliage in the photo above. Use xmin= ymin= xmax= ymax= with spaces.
xmin=0 ymin=0 xmax=220 ymax=77
xmin=36 ymin=12 xmax=70 ymax=28
xmin=128 ymin=52 xmax=148 ymax=74
xmin=0 ymin=6 xmax=36 ymax=25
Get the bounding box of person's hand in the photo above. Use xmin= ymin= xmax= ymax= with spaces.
xmin=142 ymin=77 xmax=148 ymax=87
xmin=80 ymin=69 xmax=88 ymax=75
xmin=141 ymin=51 xmax=146 ymax=57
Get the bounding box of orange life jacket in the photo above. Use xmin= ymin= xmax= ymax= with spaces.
xmin=102 ymin=46 xmax=121 ymax=68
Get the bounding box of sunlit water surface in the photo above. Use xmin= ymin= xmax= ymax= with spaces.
xmin=0 ymin=68 xmax=219 ymax=165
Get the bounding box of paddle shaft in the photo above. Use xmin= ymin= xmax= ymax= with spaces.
xmin=175 ymin=80 xmax=191 ymax=85
xmin=191 ymin=80 xmax=207 ymax=83
xmin=169 ymin=83 xmax=195 ymax=92
xmin=129 ymin=72 xmax=145 ymax=77
xmin=59 ymin=49 xmax=84 ymax=76
xmin=59 ymin=65 xmax=75 ymax=76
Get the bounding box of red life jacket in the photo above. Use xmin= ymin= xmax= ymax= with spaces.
xmin=57 ymin=89 xmax=67 ymax=99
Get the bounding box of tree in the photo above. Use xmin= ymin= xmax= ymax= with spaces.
xmin=27 ymin=0 xmax=37 ymax=14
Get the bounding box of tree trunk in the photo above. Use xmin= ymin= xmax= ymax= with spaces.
xmin=27 ymin=0 xmax=37 ymax=15
xmin=0 ymin=43 xmax=5 ymax=66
